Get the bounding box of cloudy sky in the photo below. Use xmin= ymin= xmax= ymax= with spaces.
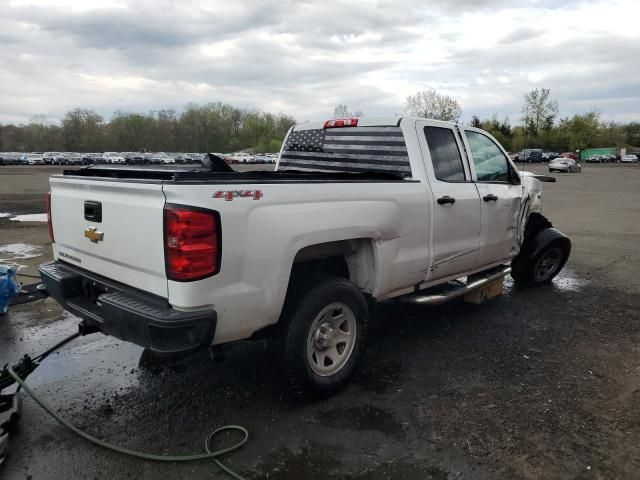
xmin=2 ymin=0 xmax=639 ymax=125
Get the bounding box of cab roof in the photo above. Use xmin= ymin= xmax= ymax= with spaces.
xmin=294 ymin=116 xmax=459 ymax=131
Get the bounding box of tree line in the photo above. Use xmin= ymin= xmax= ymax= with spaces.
xmin=1 ymin=90 xmax=638 ymax=154
xmin=405 ymin=87 xmax=640 ymax=152
xmin=0 ymin=103 xmax=296 ymax=154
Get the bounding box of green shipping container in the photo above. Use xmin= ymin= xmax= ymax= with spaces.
xmin=581 ymin=147 xmax=615 ymax=160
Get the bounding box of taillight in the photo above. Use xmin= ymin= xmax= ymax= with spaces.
xmin=46 ymin=191 xmax=54 ymax=242
xmin=323 ymin=118 xmax=359 ymax=129
xmin=164 ymin=205 xmax=220 ymax=281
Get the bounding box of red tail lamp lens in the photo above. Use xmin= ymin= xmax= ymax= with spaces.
xmin=164 ymin=206 xmax=220 ymax=281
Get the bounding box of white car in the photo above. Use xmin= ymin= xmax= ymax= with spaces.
xmin=548 ymin=157 xmax=582 ymax=173
xmin=22 ymin=153 xmax=45 ymax=165
xmin=41 ymin=116 xmax=571 ymax=397
xmin=102 ymin=152 xmax=126 ymax=164
xmin=621 ymin=154 xmax=638 ymax=163
xmin=231 ymin=152 xmax=255 ymax=163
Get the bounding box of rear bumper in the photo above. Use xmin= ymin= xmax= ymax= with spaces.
xmin=39 ymin=261 xmax=216 ymax=355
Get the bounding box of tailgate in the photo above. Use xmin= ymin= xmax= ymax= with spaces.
xmin=50 ymin=177 xmax=168 ymax=297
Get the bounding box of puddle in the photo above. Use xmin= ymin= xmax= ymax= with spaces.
xmin=10 ymin=213 xmax=48 ymax=222
xmin=318 ymin=404 xmax=404 ymax=435
xmin=0 ymin=243 xmax=43 ymax=260
xmin=1 ymin=308 xmax=143 ymax=392
xmin=551 ymin=269 xmax=589 ymax=292
xmin=503 ymin=268 xmax=588 ymax=294
xmin=30 ymin=337 xmax=143 ymax=389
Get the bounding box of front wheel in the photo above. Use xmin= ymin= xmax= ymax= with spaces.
xmin=512 ymin=242 xmax=569 ymax=286
xmin=278 ymin=276 xmax=368 ymax=398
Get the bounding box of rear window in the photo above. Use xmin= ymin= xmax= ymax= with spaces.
xmin=423 ymin=126 xmax=466 ymax=182
xmin=279 ymin=126 xmax=411 ymax=177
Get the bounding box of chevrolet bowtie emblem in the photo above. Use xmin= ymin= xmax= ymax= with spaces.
xmin=84 ymin=226 xmax=104 ymax=243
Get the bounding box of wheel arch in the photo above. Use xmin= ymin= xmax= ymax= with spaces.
xmin=290 ymin=238 xmax=377 ymax=295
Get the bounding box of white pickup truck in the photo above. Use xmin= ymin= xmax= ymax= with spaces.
xmin=39 ymin=117 xmax=571 ymax=397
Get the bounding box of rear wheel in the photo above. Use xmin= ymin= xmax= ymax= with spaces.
xmin=278 ymin=276 xmax=368 ymax=398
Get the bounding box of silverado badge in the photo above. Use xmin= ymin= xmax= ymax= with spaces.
xmin=84 ymin=226 xmax=104 ymax=243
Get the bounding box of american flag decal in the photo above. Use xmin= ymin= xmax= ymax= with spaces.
xmin=279 ymin=126 xmax=411 ymax=176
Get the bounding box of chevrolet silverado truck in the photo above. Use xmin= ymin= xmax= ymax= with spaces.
xmin=39 ymin=117 xmax=571 ymax=397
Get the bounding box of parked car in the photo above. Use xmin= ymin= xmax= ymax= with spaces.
xmin=62 ymin=152 xmax=84 ymax=165
xmin=2 ymin=153 xmax=25 ymax=165
xmin=43 ymin=152 xmax=62 ymax=165
xmin=585 ymin=155 xmax=606 ymax=163
xmin=561 ymin=152 xmax=578 ymax=161
xmin=187 ymin=153 xmax=204 ymax=163
xmin=222 ymin=154 xmax=238 ymax=164
xmin=82 ymin=153 xmax=104 ymax=165
xmin=51 ymin=153 xmax=68 ymax=165
xmin=22 ymin=153 xmax=45 ymax=165
xmin=147 ymin=152 xmax=175 ymax=164
xmin=102 ymin=152 xmax=126 ymax=164
xmin=520 ymin=149 xmax=543 ymax=163
xmin=122 ymin=152 xmax=146 ymax=165
xmin=0 ymin=153 xmax=23 ymax=165
xmin=549 ymin=158 xmax=582 ymax=173
xmin=173 ymin=153 xmax=187 ymax=164
xmin=621 ymin=154 xmax=638 ymax=163
xmin=230 ymin=152 xmax=255 ymax=163
xmin=254 ymin=153 xmax=271 ymax=163
xmin=41 ymin=116 xmax=571 ymax=397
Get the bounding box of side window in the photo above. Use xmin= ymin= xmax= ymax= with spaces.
xmin=423 ymin=126 xmax=466 ymax=182
xmin=465 ymin=131 xmax=512 ymax=182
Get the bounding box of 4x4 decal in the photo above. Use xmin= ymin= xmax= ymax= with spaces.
xmin=213 ymin=190 xmax=263 ymax=201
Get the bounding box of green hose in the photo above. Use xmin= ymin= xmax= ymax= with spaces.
xmin=8 ymin=366 xmax=249 ymax=480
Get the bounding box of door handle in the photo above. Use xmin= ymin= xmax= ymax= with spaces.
xmin=483 ymin=194 xmax=498 ymax=202
xmin=437 ymin=196 xmax=456 ymax=205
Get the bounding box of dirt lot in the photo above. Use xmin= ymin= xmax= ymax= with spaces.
xmin=1 ymin=163 xmax=639 ymax=479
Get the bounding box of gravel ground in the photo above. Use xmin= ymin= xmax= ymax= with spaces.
xmin=0 ymin=162 xmax=639 ymax=479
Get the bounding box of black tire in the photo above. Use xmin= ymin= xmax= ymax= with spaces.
xmin=511 ymin=240 xmax=569 ymax=286
xmin=278 ymin=275 xmax=368 ymax=399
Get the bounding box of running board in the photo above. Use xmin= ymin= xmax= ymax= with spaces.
xmin=402 ymin=266 xmax=512 ymax=305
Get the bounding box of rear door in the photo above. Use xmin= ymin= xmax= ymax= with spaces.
xmin=50 ymin=177 xmax=168 ymax=297
xmin=416 ymin=120 xmax=481 ymax=281
xmin=462 ymin=128 xmax=523 ymax=267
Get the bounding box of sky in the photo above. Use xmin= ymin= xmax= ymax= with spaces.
xmin=1 ymin=0 xmax=639 ymax=125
